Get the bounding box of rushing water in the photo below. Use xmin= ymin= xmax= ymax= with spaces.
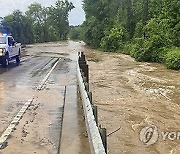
xmin=80 ymin=42 xmax=180 ymax=154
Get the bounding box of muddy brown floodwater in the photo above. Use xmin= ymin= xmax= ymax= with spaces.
xmin=83 ymin=46 xmax=180 ymax=154
xmin=0 ymin=41 xmax=179 ymax=154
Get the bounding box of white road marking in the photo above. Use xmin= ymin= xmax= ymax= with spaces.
xmin=0 ymin=99 xmax=34 ymax=149
xmin=37 ymin=59 xmax=59 ymax=90
xmin=0 ymin=58 xmax=59 ymax=149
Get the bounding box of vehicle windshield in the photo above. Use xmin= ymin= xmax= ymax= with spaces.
xmin=0 ymin=37 xmax=6 ymax=44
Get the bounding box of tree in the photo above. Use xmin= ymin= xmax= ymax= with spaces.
xmin=2 ymin=10 xmax=33 ymax=44
xmin=26 ymin=3 xmax=48 ymax=42
xmin=82 ymin=0 xmax=180 ymax=69
xmin=48 ymin=0 xmax=74 ymax=40
xmin=69 ymin=26 xmax=81 ymax=40
xmin=2 ymin=0 xmax=75 ymax=44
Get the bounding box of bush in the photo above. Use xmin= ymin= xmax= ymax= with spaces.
xmin=123 ymin=43 xmax=135 ymax=55
xmin=129 ymin=18 xmax=173 ymax=62
xmin=133 ymin=21 xmax=144 ymax=38
xmin=129 ymin=38 xmax=152 ymax=62
xmin=130 ymin=19 xmax=172 ymax=63
xmin=165 ymin=48 xmax=180 ymax=70
xmin=100 ymin=27 xmax=127 ymax=52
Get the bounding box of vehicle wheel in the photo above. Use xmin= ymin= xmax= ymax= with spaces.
xmin=2 ymin=55 xmax=9 ymax=67
xmin=16 ymin=51 xmax=21 ymax=64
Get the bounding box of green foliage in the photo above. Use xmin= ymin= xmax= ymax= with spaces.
xmin=2 ymin=10 xmax=34 ymax=44
xmin=165 ymin=48 xmax=180 ymax=70
xmin=48 ymin=0 xmax=74 ymax=40
xmin=145 ymin=18 xmax=172 ymax=47
xmin=69 ymin=26 xmax=81 ymax=40
xmin=81 ymin=16 xmax=105 ymax=48
xmin=26 ymin=3 xmax=48 ymax=43
xmin=123 ymin=43 xmax=136 ymax=55
xmin=1 ymin=0 xmax=74 ymax=44
xmin=82 ymin=0 xmax=180 ymax=69
xmin=172 ymin=22 xmax=180 ymax=47
xmin=130 ymin=38 xmax=151 ymax=61
xmin=133 ymin=21 xmax=144 ymax=38
xmin=131 ymin=18 xmax=173 ymax=62
xmin=100 ymin=27 xmax=126 ymax=51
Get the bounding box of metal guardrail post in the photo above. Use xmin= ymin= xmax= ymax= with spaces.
xmin=79 ymin=64 xmax=89 ymax=83
xmin=85 ymin=82 xmax=89 ymax=92
xmin=80 ymin=52 xmax=86 ymax=61
xmin=78 ymin=52 xmax=89 ymax=84
xmin=77 ymin=52 xmax=106 ymax=154
xmin=88 ymin=92 xmax=92 ymax=104
xmin=93 ymin=105 xmax=98 ymax=125
xmin=83 ymin=77 xmax=87 ymax=83
xmin=99 ymin=127 xmax=107 ymax=153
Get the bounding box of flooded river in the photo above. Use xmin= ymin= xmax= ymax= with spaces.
xmin=0 ymin=41 xmax=179 ymax=154
xmin=82 ymin=45 xmax=180 ymax=154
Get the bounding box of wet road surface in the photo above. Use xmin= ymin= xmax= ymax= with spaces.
xmin=0 ymin=41 xmax=89 ymax=154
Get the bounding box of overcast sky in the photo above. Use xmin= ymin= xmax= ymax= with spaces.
xmin=0 ymin=0 xmax=85 ymax=25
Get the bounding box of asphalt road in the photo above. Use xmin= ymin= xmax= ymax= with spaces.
xmin=0 ymin=41 xmax=82 ymax=154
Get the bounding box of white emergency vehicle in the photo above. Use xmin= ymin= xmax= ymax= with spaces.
xmin=0 ymin=34 xmax=21 ymax=67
